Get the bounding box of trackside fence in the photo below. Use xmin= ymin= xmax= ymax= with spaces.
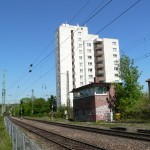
xmin=4 ymin=117 xmax=41 ymax=150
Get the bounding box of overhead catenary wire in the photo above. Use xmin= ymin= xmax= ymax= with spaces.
xmin=8 ymin=0 xmax=112 ymax=97
xmin=30 ymin=0 xmax=112 ymax=72
xmin=32 ymin=0 xmax=91 ymax=66
xmin=15 ymin=0 xmax=143 ymax=99
xmin=14 ymin=0 xmax=113 ymax=97
xmin=122 ymin=34 xmax=150 ymax=53
xmin=6 ymin=0 xmax=92 ymax=93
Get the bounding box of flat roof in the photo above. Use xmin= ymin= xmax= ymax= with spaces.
xmin=146 ymin=78 xmax=150 ymax=82
xmin=71 ymin=82 xmax=110 ymax=92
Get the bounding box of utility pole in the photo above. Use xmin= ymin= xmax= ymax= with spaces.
xmin=66 ymin=71 xmax=69 ymax=103
xmin=50 ymin=95 xmax=54 ymax=120
xmin=66 ymin=71 xmax=70 ymax=119
xmin=31 ymin=89 xmax=34 ymax=115
xmin=1 ymin=70 xmax=6 ymax=116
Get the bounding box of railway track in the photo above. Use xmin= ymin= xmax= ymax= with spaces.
xmin=23 ymin=117 xmax=150 ymax=142
xmin=9 ymin=117 xmax=105 ymax=150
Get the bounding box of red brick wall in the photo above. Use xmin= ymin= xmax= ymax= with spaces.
xmin=95 ymin=95 xmax=110 ymax=120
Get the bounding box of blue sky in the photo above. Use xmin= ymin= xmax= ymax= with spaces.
xmin=0 ymin=0 xmax=150 ymax=104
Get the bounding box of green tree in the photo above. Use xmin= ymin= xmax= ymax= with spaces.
xmin=33 ymin=98 xmax=46 ymax=115
xmin=114 ymin=54 xmax=143 ymax=117
xmin=19 ymin=98 xmax=32 ymax=116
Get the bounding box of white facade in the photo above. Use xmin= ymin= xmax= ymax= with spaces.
xmin=94 ymin=38 xmax=121 ymax=83
xmin=55 ymin=24 xmax=120 ymax=107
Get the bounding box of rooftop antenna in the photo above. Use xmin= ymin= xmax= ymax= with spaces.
xmin=65 ymin=21 xmax=68 ymax=25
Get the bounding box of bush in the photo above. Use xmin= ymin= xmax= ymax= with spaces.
xmin=0 ymin=117 xmax=12 ymax=150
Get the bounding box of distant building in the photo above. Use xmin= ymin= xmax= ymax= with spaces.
xmin=55 ymin=24 xmax=121 ymax=107
xmin=72 ymin=80 xmax=115 ymax=122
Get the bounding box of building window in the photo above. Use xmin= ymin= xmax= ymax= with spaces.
xmin=88 ymin=75 xmax=93 ymax=79
xmin=79 ymin=56 xmax=83 ymax=60
xmin=79 ymin=44 xmax=82 ymax=48
xmin=115 ymin=80 xmax=119 ymax=82
xmin=88 ymin=56 xmax=92 ymax=59
xmin=112 ymin=41 xmax=117 ymax=45
xmin=114 ymin=67 xmax=118 ymax=70
xmin=87 ymin=49 xmax=92 ymax=53
xmin=113 ymin=48 xmax=117 ymax=52
xmin=78 ymin=38 xmax=82 ymax=41
xmin=80 ymin=69 xmax=83 ymax=73
xmin=79 ymin=62 xmax=83 ymax=67
xmin=80 ymin=75 xmax=83 ymax=79
xmin=113 ymin=54 xmax=117 ymax=58
xmin=78 ymin=32 xmax=81 ymax=35
xmin=87 ymin=43 xmax=92 ymax=47
xmin=88 ymin=68 xmax=92 ymax=72
xmin=95 ymin=87 xmax=107 ymax=94
xmin=80 ymin=82 xmax=83 ymax=86
xmin=88 ymin=62 xmax=92 ymax=66
xmin=115 ymin=74 xmax=118 ymax=77
xmin=114 ymin=60 xmax=118 ymax=65
xmin=79 ymin=50 xmax=82 ymax=54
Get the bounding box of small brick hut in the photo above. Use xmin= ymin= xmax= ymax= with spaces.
xmin=72 ymin=82 xmax=115 ymax=122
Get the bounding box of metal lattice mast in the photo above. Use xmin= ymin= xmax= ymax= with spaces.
xmin=2 ymin=70 xmax=6 ymax=116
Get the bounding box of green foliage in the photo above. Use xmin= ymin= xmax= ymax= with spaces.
xmin=9 ymin=95 xmax=74 ymax=120
xmin=0 ymin=117 xmax=12 ymax=150
xmin=114 ymin=54 xmax=145 ymax=118
xmin=56 ymin=105 xmax=67 ymax=118
xmin=12 ymin=95 xmax=58 ymax=118
xmin=33 ymin=98 xmax=47 ymax=114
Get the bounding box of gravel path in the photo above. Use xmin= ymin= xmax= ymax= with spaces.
xmin=15 ymin=118 xmax=150 ymax=150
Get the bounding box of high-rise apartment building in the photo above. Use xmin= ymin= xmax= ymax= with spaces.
xmin=94 ymin=38 xmax=120 ymax=83
xmin=55 ymin=24 xmax=121 ymax=107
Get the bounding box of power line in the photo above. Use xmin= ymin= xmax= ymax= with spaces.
xmin=134 ymin=52 xmax=150 ymax=62
xmin=33 ymin=0 xmax=91 ymax=65
xmin=12 ymin=0 xmax=143 ymax=99
xmin=122 ymin=34 xmax=150 ymax=52
xmin=6 ymin=0 xmax=91 ymax=93
xmin=8 ymin=0 xmax=112 ymax=95
xmin=68 ymin=0 xmax=91 ymax=23
xmin=31 ymin=0 xmax=112 ymax=72
xmin=81 ymin=0 xmax=110 ymax=25
xmin=95 ymin=0 xmax=142 ymax=35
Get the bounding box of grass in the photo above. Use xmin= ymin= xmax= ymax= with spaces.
xmin=0 ymin=116 xmax=12 ymax=150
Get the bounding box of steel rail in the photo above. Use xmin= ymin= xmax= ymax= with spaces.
xmin=9 ymin=117 xmax=105 ymax=150
xmin=23 ymin=117 xmax=150 ymax=142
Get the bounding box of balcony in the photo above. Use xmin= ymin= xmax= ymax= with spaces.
xmin=96 ymin=63 xmax=104 ymax=68
xmin=72 ymin=57 xmax=75 ymax=62
xmin=95 ymin=50 xmax=103 ymax=56
xmin=97 ymin=70 xmax=105 ymax=75
xmin=95 ymin=76 xmax=105 ymax=82
xmin=96 ymin=57 xmax=103 ymax=62
xmin=72 ymin=63 xmax=75 ymax=69
xmin=95 ymin=44 xmax=103 ymax=50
